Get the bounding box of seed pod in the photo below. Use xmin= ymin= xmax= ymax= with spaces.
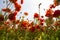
xmin=21 ymin=0 xmax=24 ymax=4
xmin=24 ymin=12 xmax=28 ymax=16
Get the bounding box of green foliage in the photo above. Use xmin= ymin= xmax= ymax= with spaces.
xmin=57 ymin=0 xmax=60 ymax=2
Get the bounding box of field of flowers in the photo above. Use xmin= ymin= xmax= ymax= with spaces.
xmin=0 ymin=0 xmax=60 ymax=40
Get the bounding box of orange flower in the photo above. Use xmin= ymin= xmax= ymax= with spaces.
xmin=9 ymin=0 xmax=17 ymax=3
xmin=34 ymin=13 xmax=39 ymax=18
xmin=2 ymin=8 xmax=11 ymax=12
xmin=14 ymin=3 xmax=21 ymax=12
xmin=24 ymin=12 xmax=28 ymax=16
xmin=45 ymin=9 xmax=53 ymax=17
xmin=21 ymin=0 xmax=24 ymax=4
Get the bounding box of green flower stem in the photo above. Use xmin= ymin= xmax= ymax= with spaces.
xmin=24 ymin=30 xmax=29 ymax=40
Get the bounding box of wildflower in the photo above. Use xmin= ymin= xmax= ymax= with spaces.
xmin=24 ymin=12 xmax=28 ymax=16
xmin=8 ymin=13 xmax=16 ymax=21
xmin=40 ymin=22 xmax=44 ymax=25
xmin=13 ymin=11 xmax=17 ymax=16
xmin=38 ymin=16 xmax=44 ymax=25
xmin=16 ymin=20 xmax=20 ymax=24
xmin=34 ymin=13 xmax=39 ymax=18
xmin=14 ymin=3 xmax=21 ymax=12
xmin=29 ymin=21 xmax=33 ymax=26
xmin=9 ymin=0 xmax=17 ymax=3
xmin=22 ymin=21 xmax=29 ymax=27
xmin=29 ymin=27 xmax=35 ymax=32
xmin=45 ymin=9 xmax=53 ymax=17
xmin=2 ymin=8 xmax=11 ymax=12
xmin=35 ymin=24 xmax=40 ymax=29
xmin=40 ymin=18 xmax=44 ymax=22
xmin=4 ymin=21 xmax=10 ymax=25
xmin=53 ymin=10 xmax=60 ymax=17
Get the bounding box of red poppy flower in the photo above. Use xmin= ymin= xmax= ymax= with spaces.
xmin=38 ymin=17 xmax=44 ymax=25
xmin=29 ymin=27 xmax=35 ymax=32
xmin=13 ymin=11 xmax=17 ymax=16
xmin=21 ymin=0 xmax=24 ymax=4
xmin=53 ymin=10 xmax=60 ymax=17
xmin=22 ymin=21 xmax=29 ymax=27
xmin=24 ymin=12 xmax=28 ymax=16
xmin=35 ymin=24 xmax=40 ymax=29
xmin=40 ymin=18 xmax=44 ymax=22
xmin=8 ymin=13 xmax=16 ymax=21
xmin=16 ymin=20 xmax=19 ymax=24
xmin=0 ymin=14 xmax=4 ymax=21
xmin=45 ymin=9 xmax=53 ymax=17
xmin=2 ymin=8 xmax=11 ymax=12
xmin=4 ymin=21 xmax=10 ymax=25
xmin=40 ymin=22 xmax=44 ymax=25
xmin=14 ymin=3 xmax=21 ymax=12
xmin=9 ymin=0 xmax=17 ymax=3
xmin=34 ymin=13 xmax=39 ymax=18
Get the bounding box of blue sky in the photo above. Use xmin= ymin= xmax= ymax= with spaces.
xmin=0 ymin=0 xmax=60 ymax=20
xmin=18 ymin=0 xmax=54 ymax=20
xmin=0 ymin=0 xmax=6 ymax=10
